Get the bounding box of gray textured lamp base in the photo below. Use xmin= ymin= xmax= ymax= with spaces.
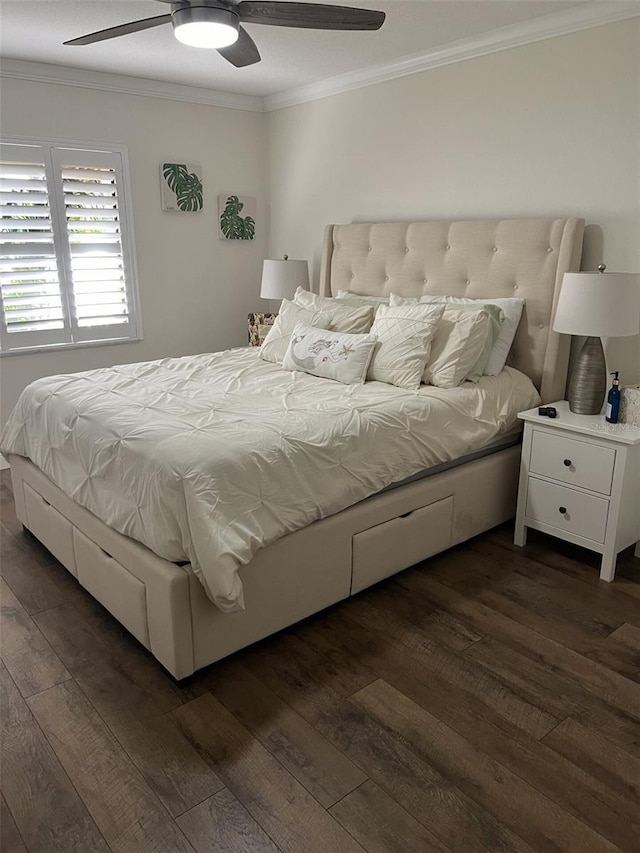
xmin=567 ymin=335 xmax=606 ymax=414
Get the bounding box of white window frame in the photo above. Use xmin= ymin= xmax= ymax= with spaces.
xmin=1 ymin=135 xmax=142 ymax=355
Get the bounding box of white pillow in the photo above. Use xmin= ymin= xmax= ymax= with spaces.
xmin=283 ymin=323 xmax=377 ymax=385
xmin=391 ymin=297 xmax=503 ymax=383
xmin=423 ymin=307 xmax=492 ymax=388
xmin=260 ymin=300 xmax=330 ymax=364
xmin=293 ymin=287 xmax=374 ymax=334
xmin=368 ymin=304 xmax=444 ymax=390
xmin=391 ymin=293 xmax=524 ymax=375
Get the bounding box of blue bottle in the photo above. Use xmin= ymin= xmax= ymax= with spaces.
xmin=605 ymin=371 xmax=621 ymax=423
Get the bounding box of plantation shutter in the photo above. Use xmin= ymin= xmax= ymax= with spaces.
xmin=0 ymin=144 xmax=70 ymax=349
xmin=53 ymin=147 xmax=135 ymax=342
xmin=1 ymin=140 xmax=140 ymax=353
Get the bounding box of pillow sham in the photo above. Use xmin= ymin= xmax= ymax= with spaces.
xmin=367 ymin=304 xmax=444 ymax=390
xmin=283 ymin=323 xmax=377 ymax=385
xmin=465 ymin=304 xmax=504 ymax=381
xmin=391 ymin=293 xmax=523 ymax=375
xmin=293 ymin=287 xmax=374 ymax=334
xmin=390 ymin=294 xmax=504 ymax=380
xmin=422 ymin=307 xmax=492 ymax=389
xmin=260 ymin=300 xmax=330 ymax=364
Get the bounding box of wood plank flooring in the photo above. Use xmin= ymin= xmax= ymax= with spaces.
xmin=1 ymin=467 xmax=639 ymax=853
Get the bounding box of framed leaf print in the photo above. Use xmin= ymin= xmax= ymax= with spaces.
xmin=161 ymin=163 xmax=203 ymax=212
xmin=218 ymin=194 xmax=256 ymax=240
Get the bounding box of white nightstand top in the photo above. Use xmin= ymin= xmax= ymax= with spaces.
xmin=518 ymin=401 xmax=640 ymax=446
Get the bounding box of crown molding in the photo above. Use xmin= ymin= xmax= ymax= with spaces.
xmin=1 ymin=2 xmax=637 ymax=115
xmin=263 ymin=0 xmax=640 ymax=111
xmin=0 ymin=58 xmax=264 ymax=112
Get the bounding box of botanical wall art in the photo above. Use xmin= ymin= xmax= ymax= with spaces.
xmin=161 ymin=163 xmax=203 ymax=212
xmin=219 ymin=194 xmax=256 ymax=240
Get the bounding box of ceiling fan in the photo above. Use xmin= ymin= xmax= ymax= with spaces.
xmin=63 ymin=0 xmax=386 ymax=68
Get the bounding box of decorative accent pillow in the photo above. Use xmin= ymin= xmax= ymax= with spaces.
xmin=260 ymin=300 xmax=330 ymax=364
xmin=367 ymin=304 xmax=444 ymax=390
xmin=282 ymin=323 xmax=377 ymax=385
xmin=391 ymin=293 xmax=523 ymax=375
xmin=293 ymin=287 xmax=374 ymax=334
xmin=423 ymin=307 xmax=493 ymax=388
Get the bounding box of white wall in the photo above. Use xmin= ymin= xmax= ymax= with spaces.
xmin=267 ymin=20 xmax=640 ymax=384
xmin=2 ymin=18 xmax=638 ymax=430
xmin=0 ymin=78 xmax=267 ymax=424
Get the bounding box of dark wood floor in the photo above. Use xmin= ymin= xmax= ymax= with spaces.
xmin=1 ymin=467 xmax=639 ymax=853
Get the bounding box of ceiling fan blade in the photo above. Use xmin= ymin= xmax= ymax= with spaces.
xmin=237 ymin=2 xmax=384 ymax=30
xmin=64 ymin=14 xmax=172 ymax=46
xmin=217 ymin=26 xmax=261 ymax=67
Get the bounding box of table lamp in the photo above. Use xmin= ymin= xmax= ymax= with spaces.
xmin=553 ymin=265 xmax=640 ymax=414
xmin=260 ymin=255 xmax=309 ymax=301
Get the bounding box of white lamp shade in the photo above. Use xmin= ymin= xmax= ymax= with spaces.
xmin=553 ymin=272 xmax=640 ymax=337
xmin=260 ymin=258 xmax=309 ymax=300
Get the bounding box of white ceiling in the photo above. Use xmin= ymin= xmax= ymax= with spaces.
xmin=0 ymin=0 xmax=605 ymax=100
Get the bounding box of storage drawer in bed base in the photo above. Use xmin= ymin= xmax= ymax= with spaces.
xmin=8 ymin=446 xmax=520 ymax=679
xmin=73 ymin=528 xmax=151 ymax=648
xmin=9 ymin=455 xmax=195 ymax=679
xmin=352 ymin=496 xmax=453 ymax=593
xmin=23 ymin=481 xmax=77 ymax=576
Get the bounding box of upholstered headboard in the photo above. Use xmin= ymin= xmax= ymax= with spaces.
xmin=319 ymin=218 xmax=584 ymax=404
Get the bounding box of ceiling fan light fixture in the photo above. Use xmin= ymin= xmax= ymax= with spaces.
xmin=172 ymin=5 xmax=239 ymax=49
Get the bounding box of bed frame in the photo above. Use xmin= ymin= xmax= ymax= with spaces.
xmin=8 ymin=217 xmax=584 ymax=679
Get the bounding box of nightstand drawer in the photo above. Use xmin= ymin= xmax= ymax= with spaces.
xmin=526 ymin=478 xmax=609 ymax=543
xmin=530 ymin=430 xmax=615 ymax=495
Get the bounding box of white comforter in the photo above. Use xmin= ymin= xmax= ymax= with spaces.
xmin=1 ymin=348 xmax=539 ymax=611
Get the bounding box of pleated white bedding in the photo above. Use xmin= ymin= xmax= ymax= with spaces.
xmin=0 ymin=347 xmax=539 ymax=611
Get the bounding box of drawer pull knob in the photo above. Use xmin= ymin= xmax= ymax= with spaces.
xmin=559 ymin=506 xmax=567 ymax=515
xmin=563 ymin=459 xmax=572 ymax=467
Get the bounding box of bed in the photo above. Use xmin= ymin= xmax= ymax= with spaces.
xmin=3 ymin=217 xmax=585 ymax=679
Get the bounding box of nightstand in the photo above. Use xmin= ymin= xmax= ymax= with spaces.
xmin=514 ymin=401 xmax=640 ymax=581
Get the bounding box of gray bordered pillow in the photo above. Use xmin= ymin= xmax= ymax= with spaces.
xmin=282 ymin=323 xmax=376 ymax=385
xmin=293 ymin=287 xmax=374 ymax=333
xmin=336 ymin=290 xmax=390 ymax=312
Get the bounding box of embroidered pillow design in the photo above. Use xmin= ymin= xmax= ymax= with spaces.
xmin=283 ymin=324 xmax=376 ymax=384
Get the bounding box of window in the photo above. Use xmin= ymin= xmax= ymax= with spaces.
xmin=0 ymin=138 xmax=141 ymax=353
